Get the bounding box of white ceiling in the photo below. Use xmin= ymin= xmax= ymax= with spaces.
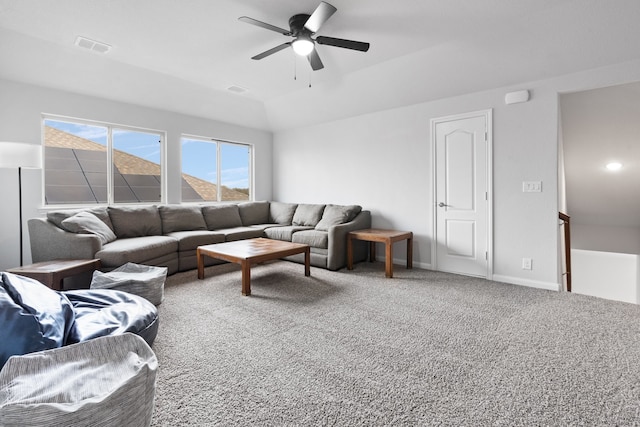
xmin=1 ymin=0 xmax=640 ymax=131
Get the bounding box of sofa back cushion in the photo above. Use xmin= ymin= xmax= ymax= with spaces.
xmin=61 ymin=211 xmax=117 ymax=244
xmin=159 ymin=205 xmax=206 ymax=233
xmin=238 ymin=201 xmax=270 ymax=226
xmin=108 ymin=206 xmax=162 ymax=238
xmin=0 ymin=273 xmax=75 ymax=369
xmin=292 ymin=204 xmax=326 ymax=227
xmin=47 ymin=207 xmax=114 ymax=231
xmin=269 ymin=202 xmax=298 ymax=225
xmin=202 ymin=205 xmax=243 ymax=230
xmin=315 ymin=204 xmax=363 ymax=231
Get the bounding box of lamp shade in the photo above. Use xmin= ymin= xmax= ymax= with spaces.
xmin=0 ymin=142 xmax=42 ymax=168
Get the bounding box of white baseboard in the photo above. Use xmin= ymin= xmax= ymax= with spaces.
xmin=492 ymin=274 xmax=561 ymax=292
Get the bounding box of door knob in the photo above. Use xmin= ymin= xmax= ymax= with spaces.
xmin=438 ymin=202 xmax=449 ymax=207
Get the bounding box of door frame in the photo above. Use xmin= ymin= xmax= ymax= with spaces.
xmin=430 ymin=109 xmax=493 ymax=279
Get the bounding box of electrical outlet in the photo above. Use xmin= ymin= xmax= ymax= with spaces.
xmin=522 ymin=258 xmax=532 ymax=270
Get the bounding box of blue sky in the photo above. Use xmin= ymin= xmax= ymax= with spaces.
xmin=45 ymin=120 xmax=249 ymax=188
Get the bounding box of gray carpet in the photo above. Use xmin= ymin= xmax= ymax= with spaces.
xmin=150 ymin=261 xmax=640 ymax=426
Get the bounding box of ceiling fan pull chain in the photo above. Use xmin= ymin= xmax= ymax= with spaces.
xmin=293 ymin=53 xmax=297 ymax=81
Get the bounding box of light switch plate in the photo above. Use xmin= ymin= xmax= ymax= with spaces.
xmin=522 ymin=181 xmax=542 ymax=192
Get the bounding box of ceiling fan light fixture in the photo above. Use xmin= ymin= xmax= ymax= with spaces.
xmin=292 ymin=37 xmax=314 ymax=56
xmin=606 ymin=162 xmax=623 ymax=171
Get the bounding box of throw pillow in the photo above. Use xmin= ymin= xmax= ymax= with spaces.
xmin=61 ymin=211 xmax=117 ymax=244
xmin=48 ymin=207 xmax=114 ymax=231
xmin=159 ymin=205 xmax=206 ymax=233
xmin=292 ymin=204 xmax=326 ymax=227
xmin=315 ymin=204 xmax=363 ymax=231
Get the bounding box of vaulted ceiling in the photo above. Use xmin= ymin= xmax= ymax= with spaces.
xmin=1 ymin=0 xmax=640 ymax=131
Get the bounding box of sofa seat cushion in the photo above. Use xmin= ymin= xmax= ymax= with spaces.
xmin=292 ymin=229 xmax=329 ymax=249
xmin=96 ymin=236 xmax=178 ymax=268
xmin=64 ymin=289 xmax=159 ymax=346
xmin=212 ymin=227 xmax=265 ymax=242
xmin=202 ymin=205 xmax=243 ymax=230
xmin=292 ymin=204 xmax=326 ymax=227
xmin=108 ymin=206 xmax=162 ymax=238
xmin=0 ymin=273 xmax=75 ymax=369
xmin=159 ymin=205 xmax=206 ymax=233
xmin=165 ymin=230 xmax=225 ymax=251
xmin=249 ymin=223 xmax=281 ymax=231
xmin=238 ymin=201 xmax=270 ymax=226
xmin=264 ymin=225 xmax=313 ymax=242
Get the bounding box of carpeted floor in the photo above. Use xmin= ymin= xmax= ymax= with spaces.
xmin=150 ymin=260 xmax=640 ymax=426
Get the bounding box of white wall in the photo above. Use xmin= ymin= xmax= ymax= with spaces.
xmin=0 ymin=78 xmax=273 ymax=267
xmin=572 ymin=223 xmax=640 ymax=254
xmin=572 ymin=249 xmax=639 ymax=304
xmin=273 ymin=60 xmax=640 ymax=290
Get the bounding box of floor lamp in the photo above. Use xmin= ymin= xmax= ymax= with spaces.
xmin=0 ymin=142 xmax=42 ymax=266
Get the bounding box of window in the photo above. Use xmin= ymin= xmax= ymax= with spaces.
xmin=181 ymin=136 xmax=251 ymax=202
xmin=43 ymin=117 xmax=164 ymax=205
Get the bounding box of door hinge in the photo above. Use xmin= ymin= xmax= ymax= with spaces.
xmin=485 ymin=251 xmax=488 ymax=260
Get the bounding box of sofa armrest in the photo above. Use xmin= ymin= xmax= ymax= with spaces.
xmin=28 ymin=218 xmax=102 ymax=263
xmin=327 ymin=210 xmax=372 ymax=271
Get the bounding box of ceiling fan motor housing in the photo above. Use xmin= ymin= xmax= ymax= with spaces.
xmin=289 ymin=14 xmax=312 ymax=37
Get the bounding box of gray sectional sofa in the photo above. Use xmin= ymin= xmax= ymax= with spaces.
xmin=28 ymin=201 xmax=371 ymax=277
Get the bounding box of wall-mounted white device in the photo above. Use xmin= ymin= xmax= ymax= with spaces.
xmin=505 ymin=90 xmax=530 ymax=105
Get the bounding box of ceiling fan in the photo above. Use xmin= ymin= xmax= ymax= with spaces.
xmin=239 ymin=1 xmax=370 ymax=71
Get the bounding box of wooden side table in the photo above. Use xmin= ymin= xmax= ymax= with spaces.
xmin=7 ymin=259 xmax=102 ymax=291
xmin=347 ymin=229 xmax=413 ymax=278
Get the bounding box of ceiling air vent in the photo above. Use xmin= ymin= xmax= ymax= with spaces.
xmin=74 ymin=36 xmax=112 ymax=54
xmin=227 ymin=85 xmax=248 ymax=94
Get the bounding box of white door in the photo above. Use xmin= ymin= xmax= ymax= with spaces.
xmin=432 ymin=111 xmax=491 ymax=278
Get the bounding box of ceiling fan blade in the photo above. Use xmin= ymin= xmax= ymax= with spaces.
xmin=308 ymin=48 xmax=324 ymax=71
xmin=251 ymin=43 xmax=291 ymax=60
xmin=316 ymin=36 xmax=370 ymax=52
xmin=304 ymin=2 xmax=337 ymax=33
xmin=239 ymin=16 xmax=292 ymax=36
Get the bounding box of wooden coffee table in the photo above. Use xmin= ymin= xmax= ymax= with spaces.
xmin=197 ymin=238 xmax=311 ymax=296
xmin=7 ymin=259 xmax=102 ymax=290
xmin=347 ymin=229 xmax=413 ymax=278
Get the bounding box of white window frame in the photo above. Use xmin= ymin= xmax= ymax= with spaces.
xmin=42 ymin=114 xmax=167 ymax=207
xmin=180 ymin=134 xmax=254 ymax=203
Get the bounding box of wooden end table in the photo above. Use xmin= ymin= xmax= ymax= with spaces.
xmin=347 ymin=229 xmax=413 ymax=278
xmin=7 ymin=259 xmax=102 ymax=290
xmin=197 ymin=238 xmax=310 ymax=296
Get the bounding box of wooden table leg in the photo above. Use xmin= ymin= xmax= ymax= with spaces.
xmin=241 ymin=261 xmax=251 ymax=296
xmin=197 ymin=249 xmax=205 ymax=279
xmin=304 ymin=247 xmax=311 ymax=276
xmin=347 ymin=235 xmax=354 ymax=270
xmin=407 ymin=234 xmax=413 ymax=269
xmin=385 ymin=239 xmax=393 ymax=278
